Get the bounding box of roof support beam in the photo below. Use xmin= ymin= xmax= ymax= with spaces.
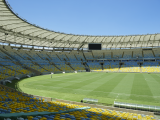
xmin=77 ymin=37 xmax=88 ymax=50
xmin=0 ymin=19 xmax=20 ymax=21
xmin=0 ymin=15 xmax=15 ymax=17
xmin=10 ymin=25 xmax=31 ymax=31
xmin=1 ymin=21 xmax=24 ymax=27
xmin=19 ymin=28 xmax=37 ymax=33
xmin=69 ymin=36 xmax=81 ymax=49
xmin=77 ymin=44 xmax=85 ymax=51
xmin=58 ymin=35 xmax=73 ymax=48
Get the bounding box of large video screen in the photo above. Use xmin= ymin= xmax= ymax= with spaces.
xmin=88 ymin=43 xmax=101 ymax=50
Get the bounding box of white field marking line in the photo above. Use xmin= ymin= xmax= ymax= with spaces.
xmin=103 ymin=91 xmax=160 ymax=98
xmin=24 ymin=85 xmax=160 ymax=99
xmin=25 ymin=83 xmax=160 ymax=99
xmin=23 ymin=75 xmax=94 ymax=89
xmin=53 ymin=73 xmax=92 ymax=80
xmin=67 ymin=75 xmax=116 ymax=90
xmin=29 ymin=86 xmax=62 ymax=90
xmin=55 ymin=75 xmax=102 ymax=87
xmin=69 ymin=89 xmax=160 ymax=98
xmin=78 ymin=73 xmax=110 ymax=81
xmin=33 ymin=75 xmax=104 ymax=90
xmin=54 ymin=73 xmax=106 ymax=82
xmin=28 ymin=73 xmax=103 ymax=88
xmin=50 ymin=80 xmax=61 ymax=81
xmin=144 ymin=78 xmax=158 ymax=83
xmin=35 ymin=85 xmax=61 ymax=88
xmin=49 ymin=73 xmax=79 ymax=78
xmin=26 ymin=74 xmax=160 ymax=98
xmin=34 ymin=73 xmax=112 ymax=90
xmin=45 ymin=86 xmax=61 ymax=89
xmin=45 ymin=79 xmax=81 ymax=83
xmin=24 ymin=73 xmax=80 ymax=83
xmin=115 ymin=94 xmax=119 ymax=101
xmin=67 ymin=81 xmax=80 ymax=83
xmin=22 ymin=75 xmax=71 ymax=83
xmin=37 ymin=87 xmax=160 ymax=99
xmin=32 ymin=74 xmax=126 ymax=91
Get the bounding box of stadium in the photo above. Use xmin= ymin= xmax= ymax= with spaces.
xmin=0 ymin=0 xmax=160 ymax=119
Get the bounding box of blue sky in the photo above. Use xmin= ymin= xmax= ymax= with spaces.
xmin=8 ymin=0 xmax=160 ymax=36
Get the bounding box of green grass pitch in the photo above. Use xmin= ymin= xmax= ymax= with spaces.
xmin=6 ymin=72 xmax=160 ymax=106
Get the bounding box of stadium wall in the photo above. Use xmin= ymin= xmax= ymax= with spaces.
xmin=1 ymin=45 xmax=160 ymax=82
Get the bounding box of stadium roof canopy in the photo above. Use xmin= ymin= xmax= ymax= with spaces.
xmin=0 ymin=0 xmax=160 ymax=50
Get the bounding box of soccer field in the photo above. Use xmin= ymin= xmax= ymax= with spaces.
xmin=6 ymin=72 xmax=160 ymax=106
